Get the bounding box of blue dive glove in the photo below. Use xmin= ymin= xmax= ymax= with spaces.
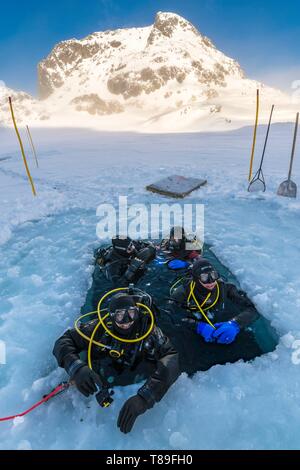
xmin=196 ymin=322 xmax=215 ymax=343
xmin=212 ymin=321 xmax=240 ymax=345
xmin=168 ymin=259 xmax=189 ymax=270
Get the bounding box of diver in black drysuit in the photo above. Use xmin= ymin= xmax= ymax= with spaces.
xmin=160 ymin=226 xmax=202 ymax=268
xmin=89 ymin=236 xmax=156 ymax=311
xmin=159 ymin=258 xmax=262 ymax=375
xmin=53 ymin=292 xmax=179 ymax=434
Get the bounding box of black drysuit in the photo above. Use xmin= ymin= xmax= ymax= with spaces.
xmin=159 ymin=278 xmax=262 ymax=375
xmin=95 ymin=241 xmax=155 ymax=287
xmin=89 ymin=242 xmax=156 ymax=312
xmin=53 ymin=320 xmax=179 ymax=408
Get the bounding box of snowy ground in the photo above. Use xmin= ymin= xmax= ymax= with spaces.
xmin=0 ymin=124 xmax=300 ymax=450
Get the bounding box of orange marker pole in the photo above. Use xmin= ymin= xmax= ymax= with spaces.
xmin=8 ymin=97 xmax=37 ymax=196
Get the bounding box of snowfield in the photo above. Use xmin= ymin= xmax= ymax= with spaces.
xmin=0 ymin=124 xmax=300 ymax=450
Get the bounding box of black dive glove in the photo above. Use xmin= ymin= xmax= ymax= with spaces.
xmin=72 ymin=365 xmax=103 ymax=397
xmin=117 ymin=395 xmax=148 ymax=434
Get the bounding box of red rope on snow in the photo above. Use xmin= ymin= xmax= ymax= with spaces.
xmin=0 ymin=382 xmax=70 ymax=422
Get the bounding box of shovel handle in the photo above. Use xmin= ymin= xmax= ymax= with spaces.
xmin=288 ymin=112 xmax=299 ymax=181
xmin=259 ymin=104 xmax=274 ymax=171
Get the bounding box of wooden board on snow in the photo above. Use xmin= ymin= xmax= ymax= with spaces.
xmin=146 ymin=175 xmax=207 ymax=198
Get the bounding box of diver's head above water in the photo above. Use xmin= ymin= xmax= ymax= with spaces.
xmin=192 ymin=258 xmax=219 ymax=291
xmin=109 ymin=293 xmax=140 ymax=336
xmin=168 ymin=226 xmax=186 ymax=252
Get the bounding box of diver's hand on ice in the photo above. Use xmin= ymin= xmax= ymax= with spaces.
xmin=212 ymin=321 xmax=240 ymax=345
xmin=73 ymin=365 xmax=103 ymax=397
xmin=196 ymin=322 xmax=215 ymax=342
xmin=117 ymin=395 xmax=148 ymax=434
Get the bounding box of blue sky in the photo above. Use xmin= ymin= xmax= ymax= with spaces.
xmin=1 ymin=0 xmax=299 ymax=96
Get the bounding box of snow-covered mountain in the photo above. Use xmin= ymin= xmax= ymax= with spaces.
xmin=0 ymin=12 xmax=297 ymax=131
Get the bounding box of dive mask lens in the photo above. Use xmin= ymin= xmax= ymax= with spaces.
xmin=113 ymin=307 xmax=138 ymax=323
xmin=114 ymin=309 xmax=127 ymax=323
xmin=199 ymin=273 xmax=209 ymax=283
xmin=200 ymin=270 xmax=219 ymax=284
xmin=211 ymin=270 xmax=219 ymax=281
xmin=127 ymin=306 xmax=138 ymax=320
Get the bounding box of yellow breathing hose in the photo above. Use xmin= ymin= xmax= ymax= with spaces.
xmin=188 ymin=281 xmax=220 ymax=329
xmin=97 ymin=298 xmax=155 ymax=344
xmin=74 ymin=287 xmax=155 ymax=371
xmin=74 ymin=311 xmax=109 ymax=348
xmin=187 ymin=282 xmax=211 ymax=306
xmin=170 ymin=276 xmax=185 ymax=295
xmin=87 ymin=319 xmax=104 ymax=370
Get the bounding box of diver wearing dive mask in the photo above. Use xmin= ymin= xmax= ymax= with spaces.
xmin=53 ymin=292 xmax=179 ymax=434
xmin=165 ymin=258 xmax=259 ymax=348
xmin=109 ymin=295 xmax=139 ymax=333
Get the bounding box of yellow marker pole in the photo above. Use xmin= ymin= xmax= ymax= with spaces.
xmin=8 ymin=97 xmax=37 ymax=196
xmin=26 ymin=125 xmax=39 ymax=168
xmin=248 ymin=89 xmax=260 ymax=182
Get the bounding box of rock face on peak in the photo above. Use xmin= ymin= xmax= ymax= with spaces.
xmin=38 ymin=38 xmax=105 ymax=99
xmin=146 ymin=11 xmax=204 ymax=45
xmin=70 ymin=94 xmax=124 ymax=115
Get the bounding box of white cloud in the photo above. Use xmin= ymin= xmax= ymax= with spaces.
xmin=255 ymin=66 xmax=300 ymax=94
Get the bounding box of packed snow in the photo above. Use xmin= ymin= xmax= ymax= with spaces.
xmin=0 ymin=124 xmax=300 ymax=450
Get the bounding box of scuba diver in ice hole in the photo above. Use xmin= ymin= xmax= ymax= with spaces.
xmin=159 ymin=226 xmax=203 ymax=270
xmin=94 ymin=236 xmax=156 ymax=287
xmin=160 ymin=258 xmax=262 ymax=374
xmin=53 ymin=288 xmax=179 ymax=434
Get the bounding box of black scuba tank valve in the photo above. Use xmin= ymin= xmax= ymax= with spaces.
xmin=95 ymin=386 xmax=114 ymax=408
xmin=128 ymin=283 xmax=135 ymax=295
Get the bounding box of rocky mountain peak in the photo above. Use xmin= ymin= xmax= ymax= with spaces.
xmin=0 ymin=12 xmax=291 ymax=132
xmin=146 ymin=11 xmax=200 ymax=45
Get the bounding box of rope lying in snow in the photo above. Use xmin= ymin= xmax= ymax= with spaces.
xmin=0 ymin=382 xmax=70 ymax=422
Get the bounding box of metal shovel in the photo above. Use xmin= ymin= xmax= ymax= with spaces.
xmin=248 ymin=105 xmax=274 ymax=192
xmin=277 ymin=112 xmax=299 ymax=199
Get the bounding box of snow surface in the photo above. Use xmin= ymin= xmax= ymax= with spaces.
xmin=0 ymin=124 xmax=300 ymax=450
